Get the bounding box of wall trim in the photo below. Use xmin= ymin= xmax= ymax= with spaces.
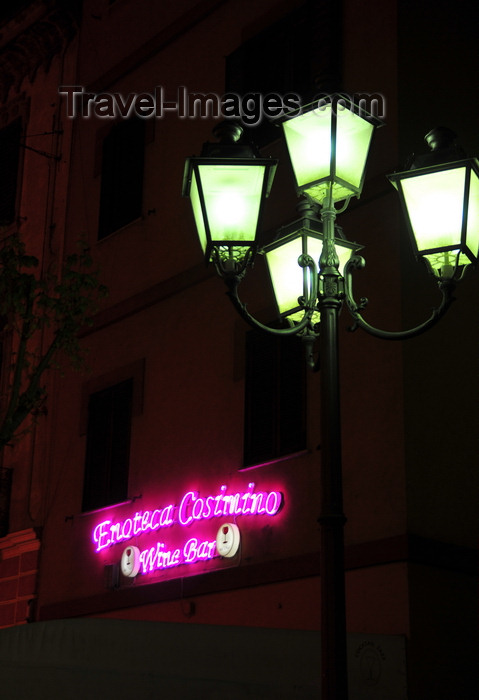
xmin=38 ymin=534 xmax=477 ymax=621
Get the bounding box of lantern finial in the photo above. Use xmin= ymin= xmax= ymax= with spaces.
xmin=212 ymin=121 xmax=243 ymax=144
xmin=410 ymin=127 xmax=466 ymax=169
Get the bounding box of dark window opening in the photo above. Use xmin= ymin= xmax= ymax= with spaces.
xmin=0 ymin=315 xmax=12 ymax=535
xmin=0 ymin=467 xmax=12 ymax=538
xmin=82 ymin=378 xmax=133 ymax=512
xmin=0 ymin=119 xmax=22 ymax=226
xmin=243 ymin=329 xmax=306 ymax=467
xmin=98 ymin=118 xmax=145 ymax=239
xmin=225 ymin=0 xmax=342 ymax=147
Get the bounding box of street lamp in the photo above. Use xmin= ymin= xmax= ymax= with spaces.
xmin=389 ymin=128 xmax=479 ymax=281
xmin=182 ymin=122 xmax=277 ymax=277
xmin=183 ymin=100 xmax=479 ymax=700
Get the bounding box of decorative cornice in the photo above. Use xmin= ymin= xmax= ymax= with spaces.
xmin=0 ymin=527 xmax=41 ymax=560
xmin=0 ymin=2 xmax=77 ymax=103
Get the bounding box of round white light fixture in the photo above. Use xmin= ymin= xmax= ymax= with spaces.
xmin=215 ymin=523 xmax=240 ymax=558
xmin=120 ymin=545 xmax=141 ymax=577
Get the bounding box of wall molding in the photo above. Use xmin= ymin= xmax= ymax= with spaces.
xmin=38 ymin=533 xmax=478 ymax=621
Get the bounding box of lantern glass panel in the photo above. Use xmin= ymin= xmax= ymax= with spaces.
xmin=335 ymin=108 xmax=374 ymax=194
xmin=189 ymin=170 xmax=207 ymax=253
xmin=266 ymin=235 xmax=322 ymax=317
xmin=265 ymin=233 xmax=355 ymax=320
xmin=466 ymin=168 xmax=479 ymax=255
xmin=282 ymin=109 xmax=332 ymax=190
xmin=400 ymin=167 xmax=468 ymax=253
xmin=196 ymin=163 xmax=267 ymax=243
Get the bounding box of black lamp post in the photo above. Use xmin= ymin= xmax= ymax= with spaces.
xmin=183 ymin=100 xmax=479 ymax=700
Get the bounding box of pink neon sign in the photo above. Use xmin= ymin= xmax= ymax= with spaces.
xmin=92 ymin=483 xmax=283 ymax=553
xmin=138 ymin=538 xmax=218 ymax=574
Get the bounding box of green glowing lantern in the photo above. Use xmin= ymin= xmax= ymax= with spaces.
xmin=263 ymin=207 xmax=361 ymax=322
xmin=389 ymin=158 xmax=479 ymax=278
xmin=183 ymin=124 xmax=277 ymax=272
xmin=281 ymin=96 xmax=379 ymax=205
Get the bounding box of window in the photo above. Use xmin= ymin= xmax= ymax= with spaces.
xmin=243 ymin=330 xmax=306 ymax=467
xmin=0 ymin=315 xmax=12 ymax=535
xmin=0 ymin=118 xmax=22 ymax=226
xmin=98 ymin=118 xmax=145 ymax=239
xmin=0 ymin=467 xmax=12 ymax=537
xmin=225 ymin=0 xmax=342 ymax=146
xmin=82 ymin=378 xmax=133 ymax=512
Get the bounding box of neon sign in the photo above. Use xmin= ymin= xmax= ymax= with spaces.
xmin=91 ymin=483 xmax=283 ymax=578
xmin=138 ymin=538 xmax=218 ymax=574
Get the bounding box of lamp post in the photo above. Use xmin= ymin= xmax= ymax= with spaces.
xmin=183 ymin=100 xmax=479 ymax=699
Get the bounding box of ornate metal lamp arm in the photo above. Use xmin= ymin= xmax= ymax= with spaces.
xmin=223 ymin=253 xmax=319 ymax=337
xmin=344 ymin=255 xmax=456 ymax=340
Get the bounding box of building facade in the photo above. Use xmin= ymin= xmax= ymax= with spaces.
xmin=0 ymin=1 xmax=477 ymax=698
xmin=0 ymin=0 xmax=78 ymax=627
